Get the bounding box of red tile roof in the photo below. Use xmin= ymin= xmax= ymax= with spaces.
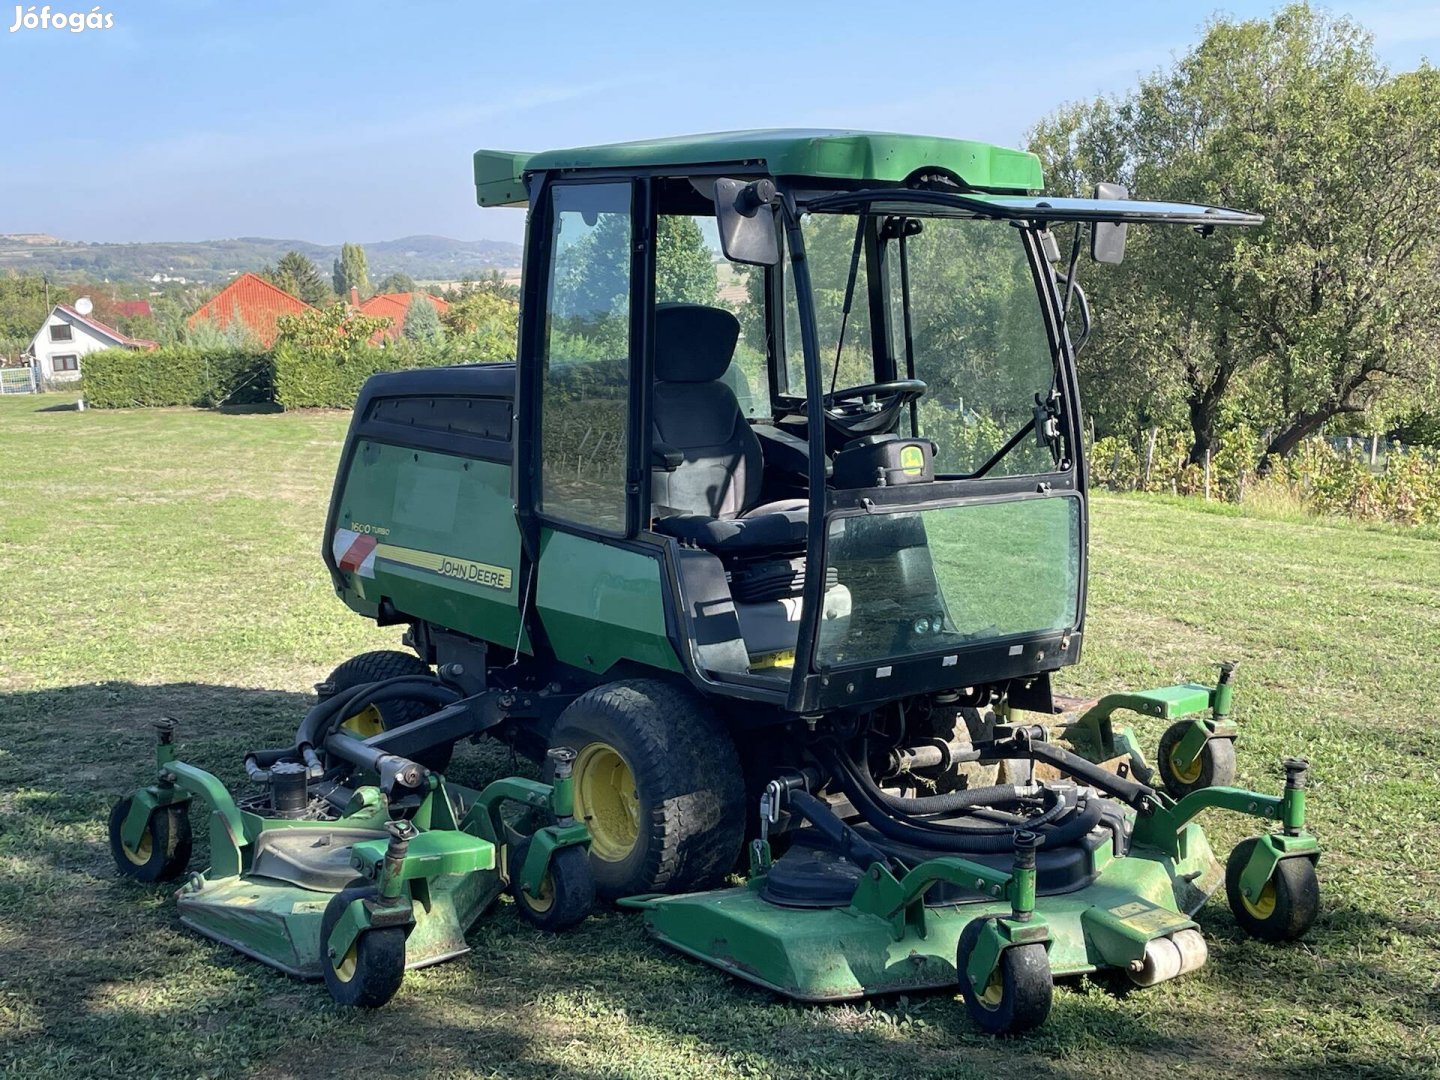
xmin=189 ymin=272 xmax=312 ymax=347
xmin=357 ymin=292 xmax=449 ymax=341
xmin=55 ymin=303 xmax=158 ymax=350
xmin=114 ymin=299 xmax=153 ymax=318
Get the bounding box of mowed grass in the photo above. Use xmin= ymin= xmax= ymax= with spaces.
xmin=1 ymin=395 xmax=1437 ymax=1079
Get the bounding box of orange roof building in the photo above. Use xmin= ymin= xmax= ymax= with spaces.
xmin=354 ymin=289 xmax=449 ymax=342
xmin=189 ymin=273 xmax=313 ymax=347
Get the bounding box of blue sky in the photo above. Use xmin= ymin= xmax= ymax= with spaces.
xmin=2 ymin=0 xmax=1436 ymax=246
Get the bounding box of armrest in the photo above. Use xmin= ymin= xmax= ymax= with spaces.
xmin=651 ymin=440 xmax=684 ymax=470
xmin=753 ymin=424 xmax=831 ymax=477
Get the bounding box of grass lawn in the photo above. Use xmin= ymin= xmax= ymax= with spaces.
xmin=1 ymin=395 xmax=1437 ymax=1079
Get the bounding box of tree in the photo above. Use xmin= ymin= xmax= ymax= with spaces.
xmin=374 ymin=271 xmax=416 ymax=294
xmin=1028 ymin=5 xmax=1440 ymax=469
xmin=274 ymin=302 xmax=390 ymax=353
xmin=441 ymin=291 xmax=518 ymax=361
xmin=332 ymin=243 xmax=371 ymax=300
xmin=401 ymin=294 xmax=444 ymax=345
xmin=269 ymin=251 xmax=331 ymax=305
xmin=656 ymin=216 xmax=718 ymax=305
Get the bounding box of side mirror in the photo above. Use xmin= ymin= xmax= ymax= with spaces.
xmin=714 ymin=178 xmax=780 ymax=266
xmin=1091 ymin=182 xmax=1128 ymax=265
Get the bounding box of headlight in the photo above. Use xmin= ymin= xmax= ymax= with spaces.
xmin=913 ymin=617 xmax=931 ymax=635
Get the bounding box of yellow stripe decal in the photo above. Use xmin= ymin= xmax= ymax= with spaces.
xmin=372 ymin=543 xmax=513 ymax=591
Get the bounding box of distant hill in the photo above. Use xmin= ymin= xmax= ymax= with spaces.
xmin=0 ymin=233 xmax=522 ymax=286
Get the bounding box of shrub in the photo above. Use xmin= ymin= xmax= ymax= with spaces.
xmin=84 ymin=346 xmax=272 ymax=408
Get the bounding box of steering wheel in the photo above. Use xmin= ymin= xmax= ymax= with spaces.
xmin=817 ymin=379 xmax=928 ymax=438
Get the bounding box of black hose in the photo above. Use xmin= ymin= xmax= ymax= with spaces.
xmin=822 ymin=744 xmax=1103 ymax=854
xmin=247 ymin=676 xmax=460 ymax=780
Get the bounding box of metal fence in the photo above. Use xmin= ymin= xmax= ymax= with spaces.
xmin=0 ymin=367 xmax=37 ymax=394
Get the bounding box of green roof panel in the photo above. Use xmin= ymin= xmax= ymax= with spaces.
xmin=473 ymin=129 xmax=1044 ymax=207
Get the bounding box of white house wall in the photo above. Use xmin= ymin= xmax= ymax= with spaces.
xmin=28 ymin=310 xmax=127 ymax=383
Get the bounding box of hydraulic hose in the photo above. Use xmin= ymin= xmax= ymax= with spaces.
xmin=246 ymin=676 xmax=460 ymax=781
xmin=820 ymin=744 xmax=1103 ymax=854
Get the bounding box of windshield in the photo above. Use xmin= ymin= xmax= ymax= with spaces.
xmin=816 ymin=495 xmax=1082 ymax=669
xmin=798 ymin=211 xmax=1062 ymax=478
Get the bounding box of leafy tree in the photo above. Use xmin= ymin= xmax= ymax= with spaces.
xmin=1028 ymin=4 xmax=1440 ymax=470
xmin=0 ymin=273 xmax=56 ymax=341
xmin=268 ymin=251 xmax=331 ymax=305
xmin=401 ymin=294 xmax=444 ymax=344
xmin=275 ymin=302 xmax=390 ymax=353
xmin=656 ymin=216 xmax=718 ymax=304
xmin=374 ymin=271 xmax=416 ymax=294
xmin=332 ymin=243 xmax=371 ymax=300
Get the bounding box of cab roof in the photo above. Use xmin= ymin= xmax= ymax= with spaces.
xmin=473 ymin=129 xmax=1044 ymax=207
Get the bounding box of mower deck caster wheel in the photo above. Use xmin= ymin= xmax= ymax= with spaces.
xmin=1225 ymin=838 xmax=1320 ymax=942
xmin=956 ymin=919 xmax=1053 ymax=1036
xmin=108 ymin=797 xmax=192 ymax=883
xmin=320 ymin=886 xmax=407 ymax=1008
xmin=509 ymin=837 xmax=595 ymax=932
xmin=1158 ymin=721 xmax=1236 ymax=796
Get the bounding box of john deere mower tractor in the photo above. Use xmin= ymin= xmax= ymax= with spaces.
xmin=112 ymin=130 xmax=1322 ymax=1030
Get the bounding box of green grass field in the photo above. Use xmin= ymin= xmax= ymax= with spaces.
xmin=1 ymin=395 xmax=1437 ymax=1079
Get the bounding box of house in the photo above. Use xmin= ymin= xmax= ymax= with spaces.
xmin=113 ymin=299 xmax=153 ymax=319
xmin=352 ymin=288 xmax=449 ymax=342
xmin=188 ymin=272 xmax=313 ymax=347
xmin=26 ymin=303 xmax=157 ymax=384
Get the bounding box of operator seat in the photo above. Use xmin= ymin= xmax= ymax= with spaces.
xmin=650 ymin=303 xmax=808 ymax=553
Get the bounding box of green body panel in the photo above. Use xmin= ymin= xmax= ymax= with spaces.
xmin=535 ymin=528 xmax=681 ymax=675
xmin=351 ymin=829 xmax=496 ymax=881
xmin=333 ymin=443 xmax=528 ymax=652
xmin=634 ymin=829 xmax=1214 ymax=1001
xmin=474 ymin=129 xmax=1044 ymax=207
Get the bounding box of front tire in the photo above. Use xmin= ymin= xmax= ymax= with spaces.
xmin=1225 ymin=838 xmax=1320 ymax=942
xmin=1157 ymin=721 xmax=1236 ymax=796
xmin=108 ymin=797 xmax=192 ymax=883
xmin=956 ymin=918 xmax=1053 ymax=1036
xmin=547 ymin=680 xmax=745 ymax=900
xmin=508 ymin=836 xmax=595 ymax=932
xmin=319 ymin=650 xmax=452 ymax=773
xmin=320 ymin=885 xmax=407 ymax=1008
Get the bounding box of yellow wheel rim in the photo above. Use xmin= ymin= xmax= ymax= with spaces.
xmin=121 ymin=828 xmax=152 ymax=866
xmin=978 ymin=966 xmax=1005 ymax=1008
xmin=1168 ymin=744 xmax=1203 ymax=785
xmin=1243 ymin=881 xmax=1278 ymax=920
xmin=334 ymin=941 xmax=359 ymax=983
xmin=525 ymin=873 xmax=556 ymax=914
xmin=573 ymin=742 xmax=639 ymax=863
xmin=340 ymin=705 xmax=385 ymax=739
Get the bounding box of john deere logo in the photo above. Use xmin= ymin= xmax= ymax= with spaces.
xmin=900 ymin=444 xmax=925 ymax=477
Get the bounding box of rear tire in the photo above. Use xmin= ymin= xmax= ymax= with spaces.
xmin=319 ymin=650 xmax=452 ymax=773
xmin=547 ymin=680 xmax=745 ymax=900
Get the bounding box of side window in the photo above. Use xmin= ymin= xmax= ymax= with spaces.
xmin=539 ymin=182 xmax=633 ymax=532
xmin=657 ymin=213 xmax=764 ymax=419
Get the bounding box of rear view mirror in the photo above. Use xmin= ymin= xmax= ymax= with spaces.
xmin=1091 ymin=182 xmax=1129 ymax=264
xmin=714 ymin=178 xmax=780 ymax=266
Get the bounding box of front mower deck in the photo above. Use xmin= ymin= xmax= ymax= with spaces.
xmin=626 ymin=823 xmax=1217 ymax=1001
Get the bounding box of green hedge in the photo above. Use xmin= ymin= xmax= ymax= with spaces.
xmin=273 ymin=340 xmax=485 ymax=409
xmin=84 ymin=346 xmax=273 ymax=408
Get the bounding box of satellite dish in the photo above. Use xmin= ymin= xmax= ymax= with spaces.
xmin=74 ymin=297 xmax=93 ymax=315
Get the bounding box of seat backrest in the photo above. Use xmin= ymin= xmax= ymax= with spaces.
xmin=651 ymin=303 xmax=763 ymax=519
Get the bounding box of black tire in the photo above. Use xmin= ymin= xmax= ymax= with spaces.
xmin=956 ymin=918 xmax=1053 ymax=1036
xmin=1157 ymin=721 xmax=1236 ymax=797
xmin=1225 ymin=837 xmax=1320 ymax=942
xmin=547 ymin=680 xmax=745 ymax=900
xmin=319 ymin=649 xmax=452 ymax=773
xmin=108 ymin=797 xmax=192 ymax=883
xmin=508 ymin=835 xmax=595 ymax=932
xmin=319 ymin=885 xmax=407 ymax=1008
